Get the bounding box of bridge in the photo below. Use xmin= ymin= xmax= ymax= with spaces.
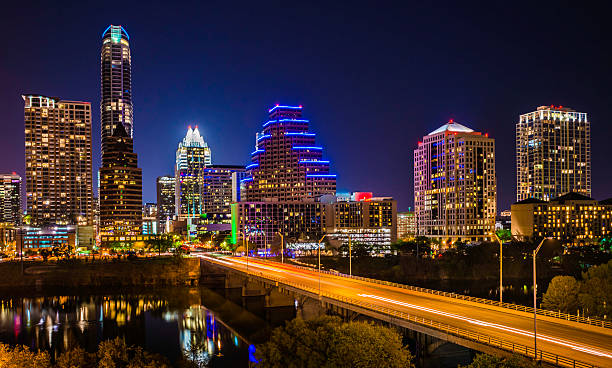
xmin=198 ymin=254 xmax=612 ymax=368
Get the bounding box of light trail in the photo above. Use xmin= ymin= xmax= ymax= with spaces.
xmin=358 ymin=293 xmax=612 ymax=359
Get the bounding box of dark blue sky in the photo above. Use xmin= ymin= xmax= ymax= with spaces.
xmin=1 ymin=1 xmax=611 ymax=211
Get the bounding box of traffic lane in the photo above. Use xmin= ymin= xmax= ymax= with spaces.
xmin=218 ymin=258 xmax=612 ymax=365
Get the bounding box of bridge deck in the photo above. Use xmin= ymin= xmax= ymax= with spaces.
xmin=199 ymin=255 xmax=612 ymax=368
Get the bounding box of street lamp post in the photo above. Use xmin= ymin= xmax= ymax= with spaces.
xmin=348 ymin=235 xmax=352 ymax=276
xmin=318 ymin=234 xmax=327 ymax=296
xmin=276 ymin=231 xmax=284 ymax=263
xmin=532 ymin=237 xmax=552 ymax=360
xmin=493 ymin=232 xmax=503 ymax=303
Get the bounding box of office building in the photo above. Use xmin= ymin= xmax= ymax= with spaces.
xmin=231 ymin=201 xmax=326 ymax=248
xmin=516 ymin=105 xmax=590 ymax=201
xmin=23 ymin=95 xmax=93 ymax=226
xmin=414 ymin=120 xmax=496 ymax=243
xmin=200 ymin=165 xmax=246 ymax=225
xmin=100 ymin=25 xmax=133 ymax=155
xmin=325 ymin=195 xmax=397 ymax=247
xmin=511 ymin=192 xmax=612 ymax=244
xmin=17 ymin=225 xmax=77 ymax=252
xmin=242 ymin=105 xmax=336 ymax=202
xmin=156 ymin=176 xmax=175 ymax=233
xmin=142 ymin=203 xmax=157 ymax=235
xmin=99 ymin=122 xmax=142 ymax=236
xmin=175 ymin=126 xmax=212 ymax=223
xmin=397 ymin=209 xmax=416 ymax=239
xmin=0 ymin=173 xmax=22 ymax=226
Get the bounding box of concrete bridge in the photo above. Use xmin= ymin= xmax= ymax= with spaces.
xmin=198 ymin=254 xmax=612 ymax=368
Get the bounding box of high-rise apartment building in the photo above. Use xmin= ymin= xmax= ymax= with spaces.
xmin=99 ymin=122 xmax=142 ymax=235
xmin=23 ymin=95 xmax=93 ymax=226
xmin=0 ymin=173 xmax=22 ymax=226
xmin=516 ymin=105 xmax=590 ymax=202
xmin=242 ymin=105 xmax=336 ymax=202
xmin=100 ymin=25 xmax=133 ymax=155
xmin=414 ymin=120 xmax=496 ymax=243
xmin=175 ymin=126 xmax=212 ymax=221
xmin=156 ymin=176 xmax=175 ymax=233
xmin=201 ymin=165 xmax=245 ymax=224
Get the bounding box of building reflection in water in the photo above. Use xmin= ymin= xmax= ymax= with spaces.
xmin=0 ymin=292 xmax=249 ymax=366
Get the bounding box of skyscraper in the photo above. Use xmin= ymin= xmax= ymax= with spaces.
xmin=414 ymin=120 xmax=496 ymax=243
xmin=0 ymin=173 xmax=22 ymax=226
xmin=100 ymin=25 xmax=132 ymax=155
xmin=99 ymin=122 xmax=142 ymax=235
xmin=23 ymin=95 xmax=93 ymax=226
xmin=242 ymin=105 xmax=336 ymax=202
xmin=516 ymin=105 xmax=591 ymax=201
xmin=175 ymin=126 xmax=211 ymax=221
xmin=156 ymin=176 xmax=175 ymax=233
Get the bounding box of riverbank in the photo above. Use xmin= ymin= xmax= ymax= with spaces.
xmin=0 ymin=257 xmax=200 ymax=293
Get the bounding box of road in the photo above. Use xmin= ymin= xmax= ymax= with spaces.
xmin=199 ymin=254 xmax=612 ymax=367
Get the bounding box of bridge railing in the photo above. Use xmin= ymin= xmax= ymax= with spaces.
xmin=286 ymin=260 xmax=611 ymax=330
xmin=203 ymin=257 xmax=597 ymax=368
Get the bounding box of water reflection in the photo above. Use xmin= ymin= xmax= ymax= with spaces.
xmin=0 ymin=289 xmax=251 ymax=366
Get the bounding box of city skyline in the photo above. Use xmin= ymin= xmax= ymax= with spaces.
xmin=2 ymin=2 xmax=612 ymax=212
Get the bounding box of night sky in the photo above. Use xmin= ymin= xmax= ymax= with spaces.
xmin=2 ymin=1 xmax=611 ymax=211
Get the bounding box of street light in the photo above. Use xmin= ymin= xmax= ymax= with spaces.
xmin=318 ymin=234 xmax=327 ymax=296
xmin=492 ymin=232 xmax=504 ymax=303
xmin=533 ymin=237 xmax=554 ymax=360
xmin=276 ymin=231 xmax=284 ymax=263
xmin=348 ymin=235 xmax=352 ymax=276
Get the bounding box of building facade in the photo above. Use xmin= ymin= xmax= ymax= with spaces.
xmin=100 ymin=25 xmax=133 ymax=155
xmin=242 ymin=105 xmax=336 ymax=202
xmin=325 ymin=196 xmax=397 ymax=247
xmin=99 ymin=123 xmax=142 ymax=236
xmin=397 ymin=209 xmax=416 ymax=239
xmin=511 ymin=193 xmax=611 ymax=244
xmin=0 ymin=173 xmax=22 ymax=226
xmin=156 ymin=176 xmax=175 ymax=233
xmin=414 ymin=120 xmax=496 ymax=243
xmin=175 ymin=126 xmax=212 ymax=221
xmin=142 ymin=203 xmax=157 ymax=235
xmin=231 ymin=201 xmax=326 ymax=248
xmin=516 ymin=105 xmax=590 ymax=201
xmin=23 ymin=95 xmax=93 ymax=226
xmin=200 ymin=165 xmax=246 ymax=224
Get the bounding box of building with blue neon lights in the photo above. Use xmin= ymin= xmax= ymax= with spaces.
xmin=243 ymin=105 xmax=336 ymax=202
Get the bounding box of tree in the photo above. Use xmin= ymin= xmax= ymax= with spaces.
xmin=578 ymin=259 xmax=612 ymax=317
xmin=541 ymin=276 xmax=580 ymax=313
xmin=96 ymin=337 xmax=170 ymax=368
xmin=145 ymin=235 xmax=173 ymax=256
xmin=460 ymin=353 xmax=538 ymax=368
xmin=255 ymin=316 xmax=413 ymax=368
xmin=496 ymin=229 xmax=512 ymax=242
xmin=0 ymin=344 xmax=51 ymax=368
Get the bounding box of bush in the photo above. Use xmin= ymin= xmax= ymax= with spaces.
xmin=541 ymin=275 xmax=580 ymax=313
xmin=461 ymin=353 xmax=539 ymax=368
xmin=0 ymin=344 xmax=51 ymax=368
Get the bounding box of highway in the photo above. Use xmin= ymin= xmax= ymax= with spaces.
xmin=199 ymin=254 xmax=612 ymax=367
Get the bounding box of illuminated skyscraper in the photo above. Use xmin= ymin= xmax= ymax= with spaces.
xmin=156 ymin=176 xmax=175 ymax=233
xmin=0 ymin=173 xmax=22 ymax=226
xmin=200 ymin=165 xmax=246 ymax=224
xmin=23 ymin=95 xmax=93 ymax=226
xmin=99 ymin=122 xmax=142 ymax=235
xmin=414 ymin=120 xmax=496 ymax=243
xmin=100 ymin=25 xmax=132 ymax=155
xmin=242 ymin=105 xmax=336 ymax=201
xmin=175 ymin=126 xmax=211 ymax=221
xmin=516 ymin=105 xmax=591 ymax=201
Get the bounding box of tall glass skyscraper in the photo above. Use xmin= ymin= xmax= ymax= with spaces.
xmin=100 ymin=25 xmax=132 ymax=155
xmin=242 ymin=105 xmax=336 ymax=201
xmin=175 ymin=126 xmax=212 ymax=221
xmin=516 ymin=105 xmax=591 ymax=201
